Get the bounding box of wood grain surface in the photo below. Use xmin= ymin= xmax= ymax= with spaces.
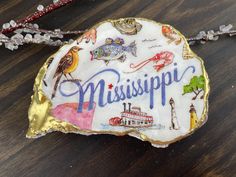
xmin=0 ymin=0 xmax=235 ymax=177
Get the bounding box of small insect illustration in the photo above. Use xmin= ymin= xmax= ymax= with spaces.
xmin=90 ymin=37 xmax=137 ymax=65
xmin=126 ymin=51 xmax=174 ymax=73
xmin=162 ymin=25 xmax=182 ymax=45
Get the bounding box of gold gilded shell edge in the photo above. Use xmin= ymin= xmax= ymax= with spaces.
xmin=26 ymin=17 xmax=210 ymax=147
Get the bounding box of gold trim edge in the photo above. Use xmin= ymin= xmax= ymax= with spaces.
xmin=26 ymin=17 xmax=210 ymax=147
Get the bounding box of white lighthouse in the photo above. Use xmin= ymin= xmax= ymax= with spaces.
xmin=169 ymin=98 xmax=180 ymax=130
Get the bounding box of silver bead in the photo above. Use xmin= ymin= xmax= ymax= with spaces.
xmin=219 ymin=24 xmax=233 ymax=32
xmin=12 ymin=33 xmax=24 ymax=39
xmin=68 ymin=39 xmax=74 ymax=44
xmin=11 ymin=33 xmax=24 ymax=45
xmin=2 ymin=23 xmax=10 ymax=29
xmin=9 ymin=20 xmax=17 ymax=27
xmin=34 ymin=34 xmax=44 ymax=43
xmin=33 ymin=23 xmax=39 ymax=29
xmin=43 ymin=34 xmax=51 ymax=40
xmin=37 ymin=5 xmax=44 ymax=11
xmin=54 ymin=29 xmax=61 ymax=32
xmin=53 ymin=0 xmax=59 ymax=4
xmin=14 ymin=29 xmax=23 ymax=34
xmin=0 ymin=33 xmax=8 ymax=39
xmin=5 ymin=42 xmax=17 ymax=51
xmin=24 ymin=34 xmax=33 ymax=42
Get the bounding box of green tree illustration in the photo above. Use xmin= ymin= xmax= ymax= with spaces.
xmin=182 ymin=75 xmax=205 ymax=100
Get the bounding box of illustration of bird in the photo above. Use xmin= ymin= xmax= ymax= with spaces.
xmin=51 ymin=46 xmax=83 ymax=99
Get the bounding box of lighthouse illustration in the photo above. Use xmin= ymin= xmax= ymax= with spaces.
xmin=169 ymin=98 xmax=180 ymax=130
xmin=189 ymin=104 xmax=198 ymax=131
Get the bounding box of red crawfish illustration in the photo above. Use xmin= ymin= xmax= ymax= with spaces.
xmin=127 ymin=51 xmax=174 ymax=73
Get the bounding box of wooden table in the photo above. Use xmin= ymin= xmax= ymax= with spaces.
xmin=0 ymin=0 xmax=235 ymax=176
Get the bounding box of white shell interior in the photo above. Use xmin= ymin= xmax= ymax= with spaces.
xmin=42 ymin=19 xmax=207 ymax=144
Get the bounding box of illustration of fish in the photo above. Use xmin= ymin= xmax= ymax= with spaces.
xmin=111 ymin=18 xmax=142 ymax=35
xmin=162 ymin=25 xmax=182 ymax=45
xmin=90 ymin=37 xmax=137 ymax=65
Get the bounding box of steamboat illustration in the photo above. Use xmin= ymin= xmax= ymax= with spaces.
xmin=109 ymin=103 xmax=153 ymax=128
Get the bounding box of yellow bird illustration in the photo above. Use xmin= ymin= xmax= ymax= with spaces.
xmin=51 ymin=46 xmax=82 ymax=99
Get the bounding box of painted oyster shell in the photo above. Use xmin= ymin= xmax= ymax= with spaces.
xmin=27 ymin=18 xmax=209 ymax=148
